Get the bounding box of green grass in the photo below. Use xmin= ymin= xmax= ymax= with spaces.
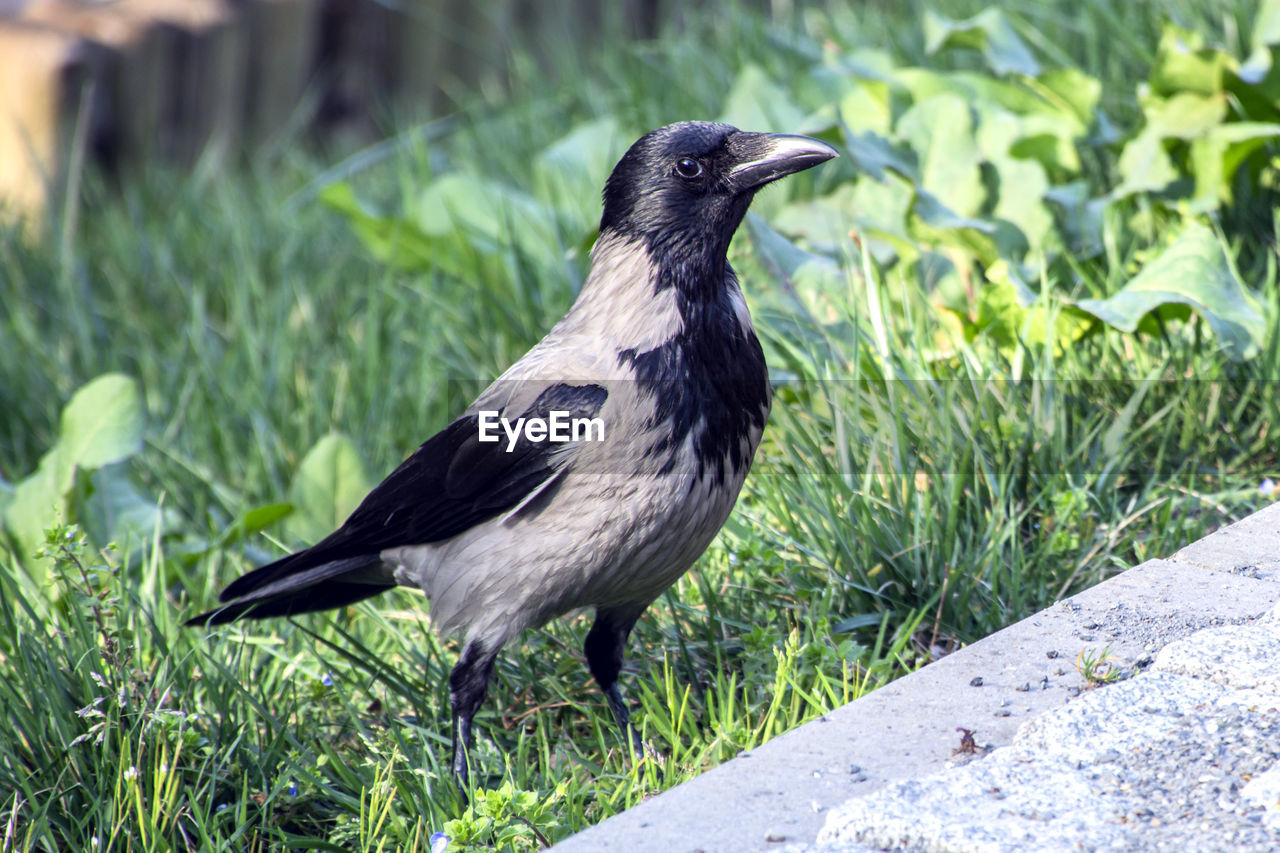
xmin=1 ymin=0 xmax=1278 ymax=849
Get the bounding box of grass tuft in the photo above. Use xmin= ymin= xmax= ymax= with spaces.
xmin=0 ymin=0 xmax=1276 ymax=848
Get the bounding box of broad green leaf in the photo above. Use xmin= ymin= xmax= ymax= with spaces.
xmin=58 ymin=373 xmax=144 ymax=493
xmin=238 ymin=503 xmax=294 ymax=536
xmin=849 ymin=177 xmax=917 ymax=256
xmin=1141 ymin=92 xmax=1228 ymax=139
xmin=79 ymin=463 xmax=173 ymax=553
xmin=1189 ymin=122 xmax=1280 ymax=208
xmin=911 ymin=189 xmax=995 ymax=234
xmin=321 ymin=182 xmax=438 ymax=271
xmin=828 ymin=47 xmax=900 ymax=84
xmin=745 ymin=216 xmax=860 ymax=376
xmin=1008 ymin=130 xmax=1080 ymax=175
xmin=1113 ymin=129 xmax=1179 ymax=197
xmin=1075 ymin=223 xmax=1267 ymax=361
xmin=329 ymin=174 xmax=567 ymax=282
xmin=922 ymin=8 xmax=1040 ymax=76
xmin=1257 ymin=0 xmax=1280 ymax=49
xmin=974 ymin=111 xmax=1055 ymax=252
xmin=1149 ymin=26 xmax=1236 ymax=97
xmin=3 ymin=449 xmax=62 ymax=574
xmin=536 ymin=117 xmax=625 ymax=188
xmin=286 ymin=434 xmax=375 ymax=544
xmin=1231 ymin=47 xmax=1280 ymax=119
xmin=839 ymin=80 xmax=893 ymax=136
xmin=413 ymin=175 xmax=558 ymax=256
xmin=910 ymin=187 xmax=999 ymax=268
xmin=746 ymin=213 xmax=846 ymax=318
xmin=773 ymin=179 xmax=916 ymax=264
xmin=1241 ymin=2 xmax=1280 ymax=87
xmin=386 ymin=173 xmax=567 ymax=281
xmin=897 ymin=69 xmax=1061 ymax=122
xmin=899 ymin=69 xmax=1086 ymax=173
xmin=939 ymin=262 xmax=1093 ymax=354
xmin=207 ymin=502 xmax=294 ymax=555
xmin=720 ymin=64 xmax=807 ymax=133
xmin=837 ymin=130 xmax=917 ymax=183
xmin=2 ymin=374 xmax=144 ymax=579
xmin=989 ymin=153 xmax=1053 ymax=254
xmin=534 ymin=117 xmax=626 ymax=232
xmin=1043 ymin=182 xmax=1106 ymax=258
xmin=1027 ymin=68 xmax=1102 ymax=129
xmin=897 ymin=95 xmax=984 ymax=218
xmin=908 ymin=208 xmax=1000 ymax=268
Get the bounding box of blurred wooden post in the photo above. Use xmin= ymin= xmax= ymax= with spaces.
xmin=109 ymin=0 xmax=247 ymax=166
xmin=0 ymin=22 xmax=103 ymax=223
xmin=316 ymin=0 xmax=395 ymax=137
xmin=387 ymin=0 xmax=452 ymax=119
xmin=0 ymin=0 xmax=673 ymax=225
xmin=239 ymin=0 xmax=320 ymax=146
xmin=21 ymin=0 xmax=167 ymax=171
xmin=389 ymin=0 xmax=512 ymax=118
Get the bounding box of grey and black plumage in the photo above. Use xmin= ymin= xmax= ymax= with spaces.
xmin=187 ymin=121 xmax=837 ymax=784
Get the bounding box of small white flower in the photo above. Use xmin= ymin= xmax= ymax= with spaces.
xmin=124 ymin=766 xmax=138 ymax=781
xmin=1261 ymin=478 xmax=1276 ymax=496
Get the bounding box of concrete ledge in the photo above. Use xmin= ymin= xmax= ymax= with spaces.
xmin=555 ymin=502 xmax=1280 ymax=852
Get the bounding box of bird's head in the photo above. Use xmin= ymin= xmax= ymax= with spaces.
xmin=600 ymin=121 xmax=838 ymax=270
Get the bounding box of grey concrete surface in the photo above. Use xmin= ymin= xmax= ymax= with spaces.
xmin=802 ymin=612 xmax=1280 ymax=852
xmin=554 ymin=502 xmax=1280 ymax=852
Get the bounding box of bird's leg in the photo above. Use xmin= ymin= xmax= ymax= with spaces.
xmin=585 ymin=608 xmax=646 ymax=760
xmin=449 ymin=640 xmax=498 ymax=790
xmin=602 ymin=682 xmax=644 ymax=754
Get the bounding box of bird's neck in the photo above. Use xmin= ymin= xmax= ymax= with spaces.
xmin=565 ymin=230 xmax=740 ymax=353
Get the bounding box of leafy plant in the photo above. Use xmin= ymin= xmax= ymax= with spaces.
xmin=0 ymin=374 xmax=153 ymax=584
xmin=441 ymin=780 xmax=564 ymax=851
xmin=1114 ymin=2 xmax=1280 ymax=217
xmin=1076 ymin=644 xmax=1124 ymax=686
xmin=285 ymin=433 xmax=375 ymax=544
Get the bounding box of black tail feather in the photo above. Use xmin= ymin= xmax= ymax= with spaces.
xmin=185 ymin=580 xmax=392 ymax=627
xmin=187 ymin=551 xmax=393 ymax=628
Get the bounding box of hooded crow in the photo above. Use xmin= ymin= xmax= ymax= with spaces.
xmin=187 ymin=121 xmax=837 ymax=784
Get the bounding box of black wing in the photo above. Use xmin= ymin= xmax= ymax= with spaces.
xmin=216 ymin=382 xmax=608 ymax=604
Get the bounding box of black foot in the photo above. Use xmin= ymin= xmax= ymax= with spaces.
xmin=604 ymin=683 xmax=663 ymax=777
xmin=448 ymin=640 xmax=498 ymax=793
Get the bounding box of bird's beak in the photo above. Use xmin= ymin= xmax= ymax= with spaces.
xmin=728 ymin=132 xmax=839 ymax=192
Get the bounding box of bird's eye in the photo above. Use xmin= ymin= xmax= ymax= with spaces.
xmin=674 ymin=158 xmax=703 ymax=179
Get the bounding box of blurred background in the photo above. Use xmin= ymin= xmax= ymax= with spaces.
xmin=0 ymin=0 xmax=679 ymax=219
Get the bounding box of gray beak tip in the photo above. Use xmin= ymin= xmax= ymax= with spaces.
xmin=730 ymin=133 xmax=840 ymax=190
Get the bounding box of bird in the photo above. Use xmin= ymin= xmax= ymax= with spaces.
xmin=186 ymin=120 xmax=838 ymax=785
